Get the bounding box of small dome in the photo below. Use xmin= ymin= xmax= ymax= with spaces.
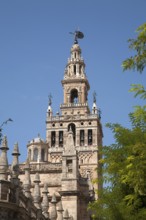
xmin=29 ymin=135 xmax=45 ymax=144
xmin=92 ymin=102 xmax=97 ymax=108
xmin=47 ymin=105 xmax=52 ymax=112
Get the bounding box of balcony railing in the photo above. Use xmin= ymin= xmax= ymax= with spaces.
xmin=60 ymin=102 xmax=88 ymax=108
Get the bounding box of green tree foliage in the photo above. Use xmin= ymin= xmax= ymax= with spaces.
xmin=89 ymin=23 xmax=146 ymax=219
xmin=122 ymin=23 xmax=146 ymax=73
xmin=122 ymin=22 xmax=146 ymax=99
xmin=89 ymin=117 xmax=146 ymax=220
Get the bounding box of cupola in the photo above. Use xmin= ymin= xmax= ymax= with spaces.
xmin=27 ymin=135 xmax=48 ymax=162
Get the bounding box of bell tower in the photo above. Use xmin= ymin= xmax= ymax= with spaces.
xmin=46 ymin=31 xmax=103 ymax=219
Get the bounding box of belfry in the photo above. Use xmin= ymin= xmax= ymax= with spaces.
xmin=0 ymin=32 xmax=103 ymax=220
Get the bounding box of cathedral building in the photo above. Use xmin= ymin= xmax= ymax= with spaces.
xmin=0 ymin=32 xmax=103 ymax=220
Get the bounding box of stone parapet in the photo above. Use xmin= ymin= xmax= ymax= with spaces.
xmin=19 ymin=163 xmax=62 ymax=173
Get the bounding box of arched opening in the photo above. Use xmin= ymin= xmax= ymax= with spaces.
xmin=80 ymin=130 xmax=84 ymax=146
xmin=74 ymin=65 xmax=76 ymax=74
xmin=59 ymin=131 xmax=63 ymax=147
xmin=41 ymin=149 xmax=45 ymax=161
xmin=70 ymin=89 xmax=78 ymax=104
xmin=88 ymin=129 xmax=93 ymax=145
xmin=68 ymin=123 xmax=76 ymax=143
xmin=51 ymin=131 xmax=56 ymax=147
xmin=33 ymin=148 xmax=38 ymax=161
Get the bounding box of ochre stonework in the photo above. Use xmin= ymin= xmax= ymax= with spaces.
xmin=0 ymin=39 xmax=103 ymax=220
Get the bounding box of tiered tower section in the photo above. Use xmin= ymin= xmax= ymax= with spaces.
xmin=61 ymin=43 xmax=90 ymax=115
xmin=46 ymin=40 xmax=103 ymax=191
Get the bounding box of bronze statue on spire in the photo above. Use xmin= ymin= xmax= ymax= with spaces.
xmin=69 ymin=30 xmax=84 ymax=44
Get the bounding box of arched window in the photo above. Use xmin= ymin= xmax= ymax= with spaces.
xmin=68 ymin=123 xmax=76 ymax=143
xmin=51 ymin=131 xmax=56 ymax=147
xmin=33 ymin=148 xmax=38 ymax=161
xmin=59 ymin=131 xmax=63 ymax=147
xmin=74 ymin=65 xmax=76 ymax=74
xmin=70 ymin=89 xmax=78 ymax=104
xmin=41 ymin=149 xmax=45 ymax=161
xmin=88 ymin=129 xmax=93 ymax=145
xmin=80 ymin=130 xmax=84 ymax=146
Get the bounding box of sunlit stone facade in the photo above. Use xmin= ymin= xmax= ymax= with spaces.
xmin=0 ymin=37 xmax=103 ymax=220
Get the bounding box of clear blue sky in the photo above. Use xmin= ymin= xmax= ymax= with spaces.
xmin=0 ymin=0 xmax=146 ymax=162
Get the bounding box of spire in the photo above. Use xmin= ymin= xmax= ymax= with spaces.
xmin=50 ymin=193 xmax=57 ymax=220
xmin=92 ymin=91 xmax=98 ymax=115
xmin=33 ymin=172 xmax=41 ymax=209
xmin=92 ymin=91 xmax=101 ymax=119
xmin=61 ymin=31 xmax=90 ymax=116
xmin=41 ymin=183 xmax=49 ymax=219
xmin=11 ymin=142 xmax=20 ymax=179
xmin=63 ymin=31 xmax=87 ymax=82
xmin=9 ymin=143 xmax=21 ymax=205
xmin=47 ymin=94 xmax=53 ymax=117
xmin=57 ymin=201 xmax=64 ymax=220
xmin=63 ymin=209 xmax=69 ymax=220
xmin=0 ymin=136 xmax=9 ymax=180
xmin=0 ymin=136 xmax=10 ymax=202
xmin=23 ymin=158 xmax=31 ymax=198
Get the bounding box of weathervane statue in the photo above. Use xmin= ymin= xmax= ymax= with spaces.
xmin=69 ymin=30 xmax=84 ymax=44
